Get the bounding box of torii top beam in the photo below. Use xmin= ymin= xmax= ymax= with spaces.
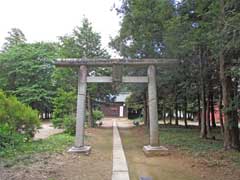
xmin=54 ymin=58 xmax=178 ymax=67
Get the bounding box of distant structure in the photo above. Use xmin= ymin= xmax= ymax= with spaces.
xmin=100 ymin=92 xmax=130 ymax=118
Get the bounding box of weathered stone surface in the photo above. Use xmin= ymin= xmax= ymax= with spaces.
xmin=112 ymin=120 xmax=130 ymax=180
xmin=143 ymin=145 xmax=169 ymax=157
xmin=112 ymin=171 xmax=130 ymax=180
xmin=75 ymin=65 xmax=87 ymax=147
xmin=148 ymin=65 xmax=159 ymax=146
xmin=112 ymin=64 xmax=123 ymax=83
xmin=55 ymin=58 xmax=177 ymax=67
xmin=122 ymin=76 xmax=148 ymax=83
xmin=68 ymin=145 xmax=91 ymax=155
xmin=87 ymin=76 xmax=112 ymax=83
xmin=86 ymin=76 xmax=148 ymax=83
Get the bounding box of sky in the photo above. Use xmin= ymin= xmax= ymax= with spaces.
xmin=0 ymin=0 xmax=121 ymax=57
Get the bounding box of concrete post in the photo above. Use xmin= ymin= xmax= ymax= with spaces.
xmin=68 ymin=65 xmax=91 ymax=154
xmin=147 ymin=65 xmax=159 ymax=146
xmin=143 ymin=65 xmax=169 ymax=156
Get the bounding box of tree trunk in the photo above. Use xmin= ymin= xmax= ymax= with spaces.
xmin=184 ymin=95 xmax=188 ymax=128
xmin=87 ymin=92 xmax=94 ymax=128
xmin=206 ymin=95 xmax=212 ymax=138
xmin=219 ymin=85 xmax=224 ymax=135
xmin=169 ymin=108 xmax=172 ymax=125
xmin=163 ymin=102 xmax=166 ymax=125
xmin=197 ymin=92 xmax=201 ymax=128
xmin=207 ymin=95 xmax=211 ymax=130
xmin=232 ymin=79 xmax=240 ymax=148
xmin=220 ymin=51 xmax=240 ymax=150
xmin=210 ymin=92 xmax=217 ymax=128
xmin=200 ymin=87 xmax=207 ymax=138
xmin=200 ymin=47 xmax=207 ymax=138
xmin=175 ymin=94 xmax=179 ymax=126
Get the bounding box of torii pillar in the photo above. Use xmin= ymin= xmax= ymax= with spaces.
xmin=143 ymin=65 xmax=169 ymax=156
xmin=68 ymin=65 xmax=91 ymax=153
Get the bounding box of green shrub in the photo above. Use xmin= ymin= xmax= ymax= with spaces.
xmin=92 ymin=110 xmax=104 ymax=122
xmin=0 ymin=124 xmax=28 ymax=150
xmin=51 ymin=118 xmax=64 ymax=128
xmin=0 ymin=90 xmax=40 ymax=137
xmin=59 ymin=110 xmax=104 ymax=135
xmin=63 ymin=115 xmax=76 ymax=135
xmin=0 ymin=90 xmax=40 ymax=150
xmin=52 ymin=89 xmax=76 ymax=128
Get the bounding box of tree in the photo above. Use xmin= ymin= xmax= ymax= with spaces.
xmin=53 ymin=18 xmax=113 ymax=128
xmin=59 ymin=18 xmax=108 ymax=58
xmin=218 ymin=0 xmax=240 ymax=150
xmin=112 ymin=0 xmax=240 ymax=150
xmin=110 ymin=0 xmax=177 ymax=128
xmin=111 ymin=0 xmax=175 ymax=58
xmin=2 ymin=28 xmax=27 ymax=51
xmin=0 ymin=42 xmax=58 ymax=115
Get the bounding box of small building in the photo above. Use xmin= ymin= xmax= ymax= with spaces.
xmin=100 ymin=92 xmax=130 ymax=118
xmin=206 ymin=105 xmax=239 ymax=122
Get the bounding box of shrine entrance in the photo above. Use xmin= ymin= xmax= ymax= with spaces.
xmin=55 ymin=59 xmax=176 ymax=155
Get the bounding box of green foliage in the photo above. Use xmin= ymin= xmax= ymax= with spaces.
xmin=125 ymin=94 xmax=143 ymax=110
xmin=63 ymin=115 xmax=76 ymax=135
xmin=0 ymin=90 xmax=40 ymax=137
xmin=52 ymin=89 xmax=76 ymax=128
xmin=52 ymin=68 xmax=78 ymax=92
xmin=0 ymin=42 xmax=59 ymax=114
xmin=113 ymin=0 xmax=239 ymax=129
xmin=0 ymin=90 xmax=40 ymax=151
xmin=92 ymin=110 xmax=104 ymax=122
xmin=61 ymin=110 xmax=104 ymax=135
xmin=111 ymin=0 xmax=175 ymax=58
xmin=55 ymin=18 xmax=114 ymax=102
xmin=51 ymin=118 xmax=64 ymax=129
xmin=160 ymin=127 xmax=222 ymax=152
xmin=59 ymin=18 xmax=109 ymax=58
xmin=159 ymin=126 xmax=240 ymax=166
xmin=0 ymin=124 xmax=28 ymax=150
xmin=2 ymin=28 xmax=27 ymax=51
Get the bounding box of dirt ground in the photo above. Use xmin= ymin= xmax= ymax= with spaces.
xmin=0 ymin=128 xmax=113 ymax=180
xmin=1 ymin=122 xmax=240 ymax=180
xmin=119 ymin=126 xmax=240 ymax=180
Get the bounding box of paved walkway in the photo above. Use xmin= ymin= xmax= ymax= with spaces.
xmin=112 ymin=119 xmax=130 ymax=180
xmin=34 ymin=122 xmax=64 ymax=140
xmin=102 ymin=118 xmax=134 ymax=128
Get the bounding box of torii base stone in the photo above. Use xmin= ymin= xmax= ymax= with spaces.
xmin=143 ymin=145 xmax=169 ymax=156
xmin=68 ymin=146 xmax=91 ymax=155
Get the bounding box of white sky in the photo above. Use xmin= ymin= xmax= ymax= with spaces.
xmin=0 ymin=0 xmax=121 ymax=57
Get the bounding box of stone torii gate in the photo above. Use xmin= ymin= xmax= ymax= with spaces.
xmin=55 ymin=59 xmax=176 ymax=155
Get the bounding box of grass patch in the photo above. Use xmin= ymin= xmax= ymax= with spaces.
xmin=0 ymin=133 xmax=74 ymax=167
xmin=160 ymin=127 xmax=222 ymax=152
xmin=159 ymin=126 xmax=240 ymax=166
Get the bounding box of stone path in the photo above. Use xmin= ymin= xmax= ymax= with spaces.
xmin=102 ymin=118 xmax=134 ymax=128
xmin=34 ymin=122 xmax=64 ymax=140
xmin=112 ymin=119 xmax=130 ymax=180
